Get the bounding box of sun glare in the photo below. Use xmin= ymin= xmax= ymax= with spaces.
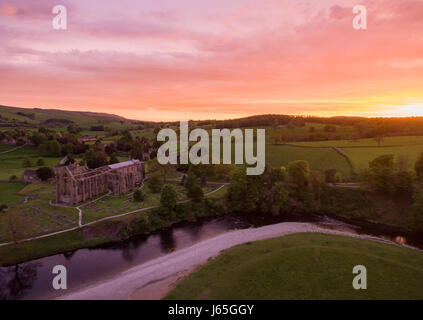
xmin=381 ymin=103 xmax=423 ymax=117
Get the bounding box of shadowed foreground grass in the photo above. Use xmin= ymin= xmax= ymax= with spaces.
xmin=165 ymin=233 xmax=423 ymax=300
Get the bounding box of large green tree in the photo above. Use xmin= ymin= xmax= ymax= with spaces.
xmin=368 ymin=154 xmax=396 ymax=194
xmin=84 ymin=149 xmax=109 ymax=169
xmin=226 ymin=166 xmax=261 ymax=213
xmin=47 ymin=140 xmax=62 ymax=157
xmin=36 ymin=167 xmax=55 ymax=181
xmin=287 ymin=160 xmax=310 ymax=188
xmin=160 ymin=184 xmax=178 ymax=210
xmin=147 ymin=172 xmax=164 ymax=193
xmin=366 ymin=154 xmax=414 ymax=195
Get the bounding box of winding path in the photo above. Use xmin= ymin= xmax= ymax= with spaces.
xmin=0 ymin=144 xmax=27 ymax=155
xmin=57 ymin=221 xmax=414 ymax=300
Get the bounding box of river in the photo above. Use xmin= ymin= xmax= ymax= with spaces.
xmin=0 ymin=212 xmax=422 ymax=300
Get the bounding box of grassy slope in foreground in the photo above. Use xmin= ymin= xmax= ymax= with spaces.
xmin=166 ymin=233 xmax=423 ymax=300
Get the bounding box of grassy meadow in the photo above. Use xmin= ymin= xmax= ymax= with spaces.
xmin=0 ymin=183 xmax=78 ymax=242
xmin=343 ymin=145 xmax=423 ymax=171
xmin=0 ymin=182 xmax=25 ymax=205
xmin=265 ymin=144 xmax=352 ymax=178
xmin=280 ymin=136 xmax=423 ymax=173
xmin=291 ymin=135 xmax=423 ymax=147
xmin=0 ymin=145 xmax=62 ymax=180
xmin=166 ymin=233 xmax=423 ymax=300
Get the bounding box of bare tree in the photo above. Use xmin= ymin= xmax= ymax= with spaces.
xmin=6 ymin=210 xmax=31 ymax=244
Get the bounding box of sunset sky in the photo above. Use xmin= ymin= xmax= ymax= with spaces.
xmin=1 ymin=0 xmax=423 ymax=121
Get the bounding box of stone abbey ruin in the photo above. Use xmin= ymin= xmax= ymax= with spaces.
xmin=55 ymin=160 xmax=145 ymax=205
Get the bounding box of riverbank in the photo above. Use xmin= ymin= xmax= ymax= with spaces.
xmin=166 ymin=232 xmax=423 ymax=300
xmin=1 ymin=204 xmax=420 ymax=267
xmin=57 ymin=222 xmax=420 ymax=300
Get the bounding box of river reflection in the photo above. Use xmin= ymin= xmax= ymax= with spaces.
xmin=0 ymin=262 xmax=41 ymax=300
xmin=395 ymin=236 xmax=407 ymax=245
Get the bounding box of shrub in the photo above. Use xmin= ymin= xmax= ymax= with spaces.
xmin=147 ymin=172 xmax=163 ymax=193
xmin=16 ymin=138 xmax=26 ymax=146
xmin=36 ymin=167 xmax=55 ymax=181
xmin=22 ymin=157 xmax=32 ymax=167
xmin=325 ymin=169 xmax=337 ymax=183
xmin=160 ymin=184 xmax=178 ymax=210
xmin=187 ymin=184 xmax=204 ymax=202
xmin=287 ymin=160 xmax=310 ymax=188
xmin=109 ymin=153 xmax=119 ymax=164
xmin=47 ymin=139 xmax=62 ymax=157
xmin=149 ymin=212 xmax=165 ymax=228
xmin=133 ymin=188 xmax=145 ymax=202
xmin=36 ymin=158 xmax=45 ymax=166
xmin=366 ymin=154 xmax=415 ymax=195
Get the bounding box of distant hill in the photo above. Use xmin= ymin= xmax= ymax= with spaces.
xmin=0 ymin=105 xmax=138 ymax=129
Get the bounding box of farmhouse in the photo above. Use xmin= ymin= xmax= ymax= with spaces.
xmin=78 ymin=136 xmax=97 ymax=143
xmin=55 ymin=160 xmax=145 ymax=205
xmin=0 ymin=136 xmax=16 ymax=145
xmin=22 ymin=169 xmax=41 ymax=183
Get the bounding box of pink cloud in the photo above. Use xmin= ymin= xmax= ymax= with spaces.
xmin=0 ymin=0 xmax=423 ymax=120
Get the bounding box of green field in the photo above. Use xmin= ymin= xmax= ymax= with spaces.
xmin=275 ymin=136 xmax=423 ymax=173
xmin=0 ymin=182 xmax=25 ymax=205
xmin=343 ymin=145 xmax=423 ymax=171
xmin=274 ymin=122 xmax=357 ymax=138
xmin=166 ymin=233 xmax=423 ymax=300
xmin=265 ymin=145 xmax=352 ymax=178
xmin=291 ymin=136 xmax=423 ymax=148
xmin=0 ymin=145 xmax=62 ymax=180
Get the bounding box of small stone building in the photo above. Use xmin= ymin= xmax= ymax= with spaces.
xmin=55 ymin=160 xmax=145 ymax=205
xmin=0 ymin=137 xmax=16 ymax=145
xmin=22 ymin=169 xmax=40 ymax=183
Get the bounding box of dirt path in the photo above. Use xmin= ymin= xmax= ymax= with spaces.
xmin=0 ymin=144 xmax=27 ymax=155
xmin=57 ymin=222 xmax=410 ymax=300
